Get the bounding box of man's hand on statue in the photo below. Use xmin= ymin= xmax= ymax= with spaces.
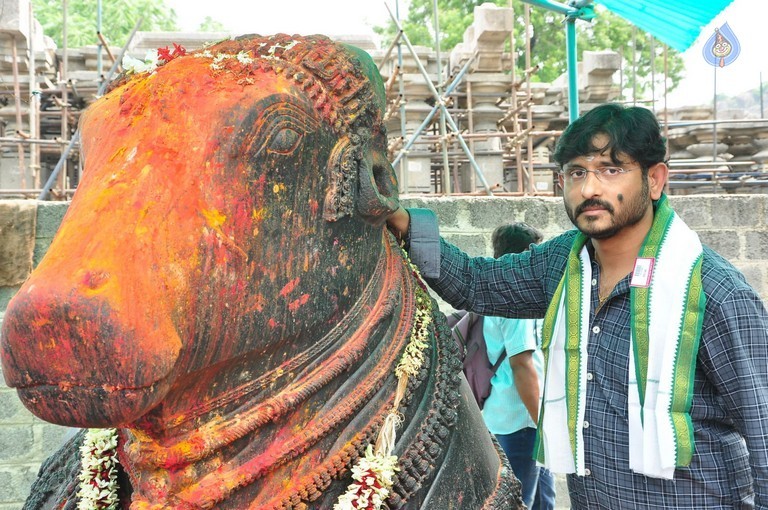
xmin=386 ymin=206 xmax=411 ymax=242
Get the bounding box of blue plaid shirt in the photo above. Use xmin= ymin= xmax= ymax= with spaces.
xmin=407 ymin=208 xmax=768 ymax=509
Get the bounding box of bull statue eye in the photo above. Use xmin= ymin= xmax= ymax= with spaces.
xmin=268 ymin=127 xmax=301 ymax=155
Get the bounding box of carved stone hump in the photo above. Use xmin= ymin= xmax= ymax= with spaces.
xmin=2 ymin=34 xmax=520 ymax=509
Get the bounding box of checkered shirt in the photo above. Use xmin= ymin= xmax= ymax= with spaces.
xmin=407 ymin=207 xmax=768 ymax=509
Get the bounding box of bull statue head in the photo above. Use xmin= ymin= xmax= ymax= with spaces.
xmin=1 ymin=35 xmax=518 ymax=509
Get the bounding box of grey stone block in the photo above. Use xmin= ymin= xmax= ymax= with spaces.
xmin=0 ymin=425 xmax=34 ymax=462
xmin=734 ymin=263 xmax=765 ymax=297
xmin=0 ymin=201 xmax=37 ymax=287
xmin=34 ymin=201 xmax=67 ymax=239
xmin=0 ymin=0 xmax=31 ymax=38
xmin=467 ymin=197 xmax=533 ymax=231
xmin=413 ymin=197 xmax=464 ymax=230
xmin=31 ymin=202 xmax=67 ymax=267
xmin=0 ymin=286 xmax=19 ymax=312
xmin=443 ymin=232 xmax=491 ymax=258
xmin=35 ymin=423 xmax=76 ymax=458
xmin=669 ymin=196 xmax=711 ymax=229
xmin=745 ymin=230 xmax=768 ymax=259
xmin=0 ymin=390 xmax=29 ymax=422
xmin=32 ymin=237 xmax=54 ymax=267
xmin=709 ymin=195 xmax=765 ymax=228
xmin=554 ymin=473 xmax=570 ymax=508
xmin=552 ymin=205 xmax=575 ymax=233
xmin=522 ymin=200 xmax=555 ymax=232
xmin=0 ymin=465 xmax=37 ymax=505
xmin=582 ymin=50 xmax=621 ymax=76
xmin=698 ymin=230 xmax=741 ymax=260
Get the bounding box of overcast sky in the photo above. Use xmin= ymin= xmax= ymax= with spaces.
xmin=165 ymin=0 xmax=392 ymax=39
xmin=666 ymin=0 xmax=767 ymax=108
xmin=163 ymin=0 xmax=766 ymax=109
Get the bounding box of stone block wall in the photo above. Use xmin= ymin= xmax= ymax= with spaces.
xmin=402 ymin=195 xmax=768 ymax=302
xmin=1 ymin=195 xmax=767 ymax=508
xmin=0 ymin=201 xmax=72 ymax=510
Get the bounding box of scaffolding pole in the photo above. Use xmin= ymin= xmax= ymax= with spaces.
xmin=385 ymin=3 xmax=493 ymax=195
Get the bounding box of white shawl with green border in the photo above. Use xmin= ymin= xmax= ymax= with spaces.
xmin=534 ymin=194 xmax=706 ymax=479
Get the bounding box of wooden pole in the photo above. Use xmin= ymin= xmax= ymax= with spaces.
xmin=10 ymin=34 xmax=27 ymax=188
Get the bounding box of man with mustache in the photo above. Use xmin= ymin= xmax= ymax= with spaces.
xmin=387 ymin=103 xmax=768 ymax=509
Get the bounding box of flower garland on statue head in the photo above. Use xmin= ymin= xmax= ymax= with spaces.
xmin=334 ymin=253 xmax=432 ymax=510
xmin=122 ymin=43 xmax=187 ymax=75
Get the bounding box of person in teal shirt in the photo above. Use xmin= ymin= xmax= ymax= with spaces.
xmin=483 ymin=223 xmax=555 ymax=510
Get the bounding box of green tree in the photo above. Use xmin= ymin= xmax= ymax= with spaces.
xmin=376 ymin=0 xmax=684 ymax=96
xmin=32 ymin=0 xmax=179 ymax=48
xmin=197 ymin=16 xmax=227 ymax=33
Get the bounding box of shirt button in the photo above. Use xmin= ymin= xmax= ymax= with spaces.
xmin=583 ymin=421 xmax=590 ymax=429
xmin=587 ymin=372 xmax=594 ymax=381
xmin=584 ymin=468 xmax=592 ymax=476
xmin=591 ymin=278 xmax=597 ymax=286
xmin=592 ymin=326 xmax=600 ymax=334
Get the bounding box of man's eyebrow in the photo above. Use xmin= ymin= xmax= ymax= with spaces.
xmin=564 ymin=155 xmax=624 ymax=168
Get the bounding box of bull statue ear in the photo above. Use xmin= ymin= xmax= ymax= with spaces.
xmin=324 ymin=129 xmax=399 ymax=225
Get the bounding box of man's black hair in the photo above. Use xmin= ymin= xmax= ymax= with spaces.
xmin=492 ymin=223 xmax=543 ymax=258
xmin=553 ymin=103 xmax=667 ymax=172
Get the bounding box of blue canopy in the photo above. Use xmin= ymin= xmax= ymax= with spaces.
xmin=594 ymin=0 xmax=736 ymax=52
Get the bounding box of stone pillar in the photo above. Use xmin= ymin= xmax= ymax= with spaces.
xmin=466 ymin=75 xmax=509 ymax=191
xmin=399 ymin=45 xmax=438 ymax=194
xmin=580 ymin=51 xmax=621 ymax=103
xmin=461 ymin=3 xmax=514 ymax=192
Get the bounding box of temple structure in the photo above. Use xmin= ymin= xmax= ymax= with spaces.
xmin=1 ymin=0 xmax=767 ymax=198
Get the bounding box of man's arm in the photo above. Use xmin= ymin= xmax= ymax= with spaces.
xmin=509 ymin=350 xmax=540 ymax=423
xmin=387 ymin=206 xmax=565 ymax=318
xmin=701 ymin=285 xmax=768 ymax=508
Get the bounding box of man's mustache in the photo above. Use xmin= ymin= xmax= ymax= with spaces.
xmin=576 ymin=199 xmax=614 ymax=216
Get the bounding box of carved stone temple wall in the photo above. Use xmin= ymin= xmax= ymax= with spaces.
xmin=3 ymin=0 xmax=767 ymax=200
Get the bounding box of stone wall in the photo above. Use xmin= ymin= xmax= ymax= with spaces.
xmin=1 ymin=195 xmax=767 ymax=508
xmin=402 ymin=195 xmax=768 ymax=301
xmin=0 ymin=201 xmax=71 ymax=510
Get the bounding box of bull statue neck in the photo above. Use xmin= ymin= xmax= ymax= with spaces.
xmin=115 ymin=234 xmax=435 ymax=508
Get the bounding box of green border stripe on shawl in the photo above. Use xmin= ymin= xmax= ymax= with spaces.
xmin=564 ymin=234 xmax=587 ymax=466
xmin=631 ymin=194 xmax=674 ymax=412
xmin=669 ymin=255 xmax=705 ymax=466
xmin=534 ymin=233 xmax=587 ymax=466
xmin=534 ymin=275 xmax=565 ymax=464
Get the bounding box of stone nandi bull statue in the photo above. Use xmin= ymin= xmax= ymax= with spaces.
xmin=1 ymin=35 xmax=520 ymax=509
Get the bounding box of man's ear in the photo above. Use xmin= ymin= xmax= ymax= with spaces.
xmin=323 ymin=129 xmax=399 ymax=225
xmin=323 ymin=134 xmax=357 ymax=221
xmin=647 ymin=162 xmax=669 ymax=200
xmin=356 ymin=137 xmax=399 ymax=226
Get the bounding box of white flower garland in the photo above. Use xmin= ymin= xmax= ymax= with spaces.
xmin=334 ymin=444 xmax=400 ymax=510
xmin=334 ymin=257 xmax=432 ymax=510
xmin=77 ymin=428 xmax=120 ymax=510
xmin=122 ymin=49 xmax=161 ymax=75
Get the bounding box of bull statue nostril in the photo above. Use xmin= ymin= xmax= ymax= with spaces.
xmin=82 ymin=270 xmax=111 ymax=290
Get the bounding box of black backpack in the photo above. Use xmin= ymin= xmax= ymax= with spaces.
xmin=446 ymin=310 xmax=506 ymax=410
